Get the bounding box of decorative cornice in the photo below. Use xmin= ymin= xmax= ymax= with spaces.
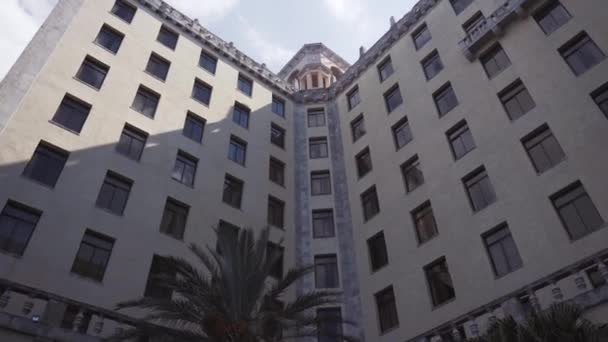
xmin=278 ymin=43 xmax=351 ymax=79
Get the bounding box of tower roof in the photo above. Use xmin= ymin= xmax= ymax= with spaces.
xmin=278 ymin=43 xmax=351 ymax=80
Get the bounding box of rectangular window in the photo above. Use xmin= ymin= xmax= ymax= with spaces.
xmin=307 ymin=108 xmax=326 ymax=127
xmin=309 ymin=137 xmax=328 ymax=159
xmin=559 ymin=32 xmax=605 ymax=76
xmin=76 ymin=56 xmax=109 ymax=89
xmin=267 ymin=242 xmax=284 ymax=278
xmin=183 ymin=112 xmax=205 ymax=143
xmin=269 ymin=157 xmax=285 ymax=186
xmin=192 ymin=79 xmax=212 ymax=105
xmin=159 ymin=198 xmax=189 ymax=240
xmin=95 ymin=24 xmax=124 ymax=54
xmin=481 ymin=44 xmax=511 ymax=78
xmin=447 ymin=120 xmax=476 ymax=160
xmin=463 ymin=167 xmax=497 ymax=212
xmin=116 ymin=124 xmax=146 ymax=161
xmin=199 ymin=50 xmax=217 ymax=74
xmin=272 ymin=95 xmax=286 ymax=117
xmin=51 ymin=94 xmax=91 ymax=133
xmin=412 ymin=24 xmax=431 ymax=50
xmin=361 ymin=186 xmax=380 ymax=221
xmin=311 ymin=171 xmax=332 ymax=196
xmin=425 ymin=257 xmax=456 ymax=306
xmin=421 ymin=50 xmax=443 ymax=80
xmin=377 ymin=56 xmax=394 ymax=82
xmin=368 ymin=231 xmax=388 ymax=271
xmin=312 ymin=209 xmax=335 ymax=238
xmin=232 ymin=102 xmax=250 ymax=128
xmin=132 ymin=85 xmax=160 ymax=118
xmin=228 ymin=136 xmax=247 ymax=165
xmin=347 ymin=86 xmax=361 ymax=110
xmin=267 ymin=196 xmax=285 ymax=229
xmin=551 ymin=181 xmax=604 ymax=240
xmin=270 ymin=123 xmax=285 ymax=148
xmin=317 ymin=308 xmax=343 ymax=342
xmin=145 ymin=255 xmax=174 ymax=299
xmin=216 ymin=220 xmax=240 ymax=254
xmin=586 ymin=266 xmax=607 ymax=289
xmin=23 ymin=141 xmax=68 ymax=187
xmin=433 ymin=82 xmax=458 ymax=116
xmin=392 ymin=116 xmax=413 ymax=149
xmin=0 ymin=201 xmax=41 ymax=256
xmin=238 ymin=74 xmax=253 ymax=96
xmin=375 ymin=286 xmax=399 ymax=333
xmin=355 ymin=147 xmax=373 ymax=178
xmin=534 ymin=1 xmax=571 ymax=35
xmin=111 ymin=0 xmax=136 ymax=23
xmin=450 ymin=0 xmax=473 ymax=15
xmin=60 ymin=305 xmax=92 ymax=333
xmin=71 ymin=230 xmax=114 ymax=282
xmin=522 ymin=124 xmax=565 ymax=173
xmin=401 ymin=155 xmax=424 ymax=193
xmin=384 ymin=84 xmax=403 ymax=113
xmin=591 ymin=82 xmax=608 ymax=118
xmin=350 ymin=114 xmax=366 ymax=141
xmin=145 ymin=53 xmax=170 ymax=81
xmin=223 ymin=174 xmax=244 ymax=209
xmin=412 ymin=201 xmax=438 ymax=244
xmin=172 ymin=151 xmax=197 ymax=187
xmin=483 ymin=223 xmax=523 ymax=277
xmin=157 ymin=25 xmax=178 ymax=50
xmin=315 ymin=254 xmax=339 ymax=288
xmin=463 ymin=12 xmax=485 ymax=35
xmin=498 ymin=79 xmax=535 ymax=120
xmin=95 ymin=171 xmax=133 ymax=215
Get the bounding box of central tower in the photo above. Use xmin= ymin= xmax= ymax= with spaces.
xmin=278 ymin=43 xmax=350 ymax=90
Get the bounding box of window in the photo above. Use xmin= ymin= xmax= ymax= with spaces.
xmin=361 ymin=186 xmax=380 ymax=221
xmin=145 ymin=53 xmax=170 ymax=81
xmin=412 ymin=24 xmax=431 ymax=50
xmin=0 ymin=201 xmax=41 ymax=256
xmin=368 ymin=231 xmax=388 ymax=271
xmin=522 ymin=124 xmax=565 ymax=173
xmin=111 ymin=0 xmax=136 ymax=23
xmin=375 ymin=286 xmax=399 ymax=333
xmin=232 ymin=102 xmax=250 ymax=128
xmin=117 ymin=124 xmax=147 ymax=161
xmin=315 ymin=255 xmax=339 ymax=288
xmin=392 ymin=116 xmax=413 ymax=149
xmin=559 ymin=32 xmax=605 ymax=76
xmin=61 ymin=305 xmax=92 ymax=333
xmin=534 ymin=1 xmax=571 ymax=35
xmin=267 ymin=242 xmax=284 ymax=279
xmin=172 ymin=151 xmax=197 ymax=187
xmin=498 ymin=80 xmax=535 ymax=120
xmin=347 ymin=86 xmax=361 ymax=110
xmin=481 ymin=44 xmax=511 ymax=78
xmin=192 ymin=79 xmax=212 ymax=105
xmin=23 ymin=142 xmax=68 ymax=187
xmin=309 ymin=137 xmax=328 ymax=159
xmin=145 ymin=255 xmax=174 ymax=299
xmin=447 ymin=120 xmax=476 ymax=159
xmin=312 ymin=72 xmax=319 ymax=88
xmin=412 ymin=202 xmax=438 ymax=244
xmin=51 ymin=94 xmax=91 ymax=133
xmin=591 ymin=82 xmax=608 ymax=118
xmin=223 ymin=174 xmax=244 ymax=209
xmin=586 ymin=266 xmax=607 ymax=289
xmin=272 ymin=96 xmax=286 ymax=117
xmin=307 ymin=108 xmax=326 ymax=127
xmin=228 ymin=136 xmax=247 ymax=165
xmin=377 ymin=57 xmax=394 ymax=82
xmin=311 ymin=171 xmax=331 ymax=196
xmin=157 ymin=26 xmax=178 ymax=50
xmin=350 ymin=114 xmax=365 ymax=141
xmin=267 ymin=196 xmax=285 ymax=229
xmin=463 ymin=167 xmax=497 ymax=212
xmin=355 ymin=147 xmax=373 ymax=178
xmin=450 ymin=0 xmax=473 ymax=15
xmin=384 ymin=84 xmax=403 ymax=113
xmin=269 ymin=157 xmax=285 ymax=186
xmin=199 ymin=50 xmax=217 ymax=74
xmin=401 ymin=155 xmax=424 ymax=193
xmin=425 ymin=258 xmax=456 ymax=306
xmin=95 ymin=25 xmax=124 ymax=53
xmin=132 ymin=85 xmax=160 ymax=118
xmin=317 ymin=308 xmax=343 ymax=342
xmin=76 ymin=56 xmax=109 ymax=89
xmin=483 ymin=223 xmax=523 ymax=277
xmin=183 ymin=112 xmax=205 ymax=143
xmin=96 ymin=171 xmax=133 ymax=215
xmin=463 ymin=12 xmax=485 ymax=35
xmin=271 ymin=123 xmax=285 ymax=148
xmin=216 ymin=220 xmax=240 ymax=254
xmin=312 ymin=209 xmax=335 ymax=238
xmin=71 ymin=230 xmax=114 ymax=282
xmin=433 ymin=82 xmax=458 ymax=116
xmin=421 ymin=50 xmax=443 ymax=80
xmin=551 ymin=182 xmax=604 ymax=240
xmin=159 ymin=198 xmax=189 ymax=240
xmin=237 ymin=74 xmax=253 ymax=96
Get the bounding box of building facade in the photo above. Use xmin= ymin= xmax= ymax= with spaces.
xmin=0 ymin=0 xmax=607 ymax=341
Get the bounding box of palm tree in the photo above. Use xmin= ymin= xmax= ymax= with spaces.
xmin=113 ymin=226 xmax=355 ymax=342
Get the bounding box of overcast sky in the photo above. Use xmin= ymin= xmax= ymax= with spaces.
xmin=0 ymin=0 xmax=418 ymax=79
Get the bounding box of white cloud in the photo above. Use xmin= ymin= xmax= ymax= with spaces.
xmin=166 ymin=0 xmax=238 ymax=21
xmin=322 ymin=0 xmax=374 ymax=45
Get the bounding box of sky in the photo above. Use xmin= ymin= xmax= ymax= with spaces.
xmin=0 ymin=0 xmax=418 ymax=79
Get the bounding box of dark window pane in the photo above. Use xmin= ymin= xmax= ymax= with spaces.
xmin=145 ymin=54 xmax=170 ymax=81
xmin=159 ymin=198 xmax=189 ymax=240
xmin=534 ymin=1 xmax=571 ymax=35
xmin=402 ymin=156 xmax=424 ymax=193
xmin=269 ymin=157 xmax=285 ymax=186
xmin=384 ymin=85 xmax=403 ymax=112
xmin=223 ymin=175 xmax=244 ymax=208
xmin=484 ymin=224 xmax=523 ymax=277
xmin=172 ymin=152 xmax=197 ymax=187
xmin=308 ymin=109 xmax=326 ymax=127
xmin=463 ymin=12 xmax=486 ymax=35
xmin=368 ymin=231 xmax=388 ymax=271
xmin=132 ymin=86 xmax=159 ymax=118
xmin=450 ymin=0 xmax=473 ymax=14
xmin=522 ymin=125 xmax=565 ymax=173
xmin=464 ymin=167 xmax=496 ymax=212
xmin=313 ymin=209 xmax=335 ymax=238
xmin=238 ymin=74 xmax=253 ymax=96
xmin=183 ymin=112 xmax=205 ymax=143
xmin=228 ymin=136 xmax=247 ymax=165
xmin=392 ymin=117 xmax=413 ymax=149
xmin=347 ymin=87 xmax=361 ymax=110
xmin=157 ymin=26 xmax=178 ymax=50
xmin=586 ymin=267 xmax=607 ymax=288
xmin=96 ymin=172 xmax=132 ymax=215
xmin=560 ymin=32 xmax=605 ymax=75
xmin=481 ymin=44 xmax=511 ymax=78
xmin=71 ymin=230 xmax=114 ymax=282
xmin=199 ymin=51 xmax=217 ymax=74
xmin=76 ymin=57 xmax=108 ymax=89
xmin=52 ymin=95 xmax=91 ymax=133
xmin=378 ymin=57 xmax=394 ymax=82
xmin=267 ymin=242 xmax=284 ymax=278
xmin=361 ymin=187 xmax=380 ymax=221
xmin=350 ymin=115 xmax=366 ymax=141
xmin=272 ymin=96 xmax=286 ymax=117
xmin=309 ymin=138 xmax=328 ymax=159
xmin=425 ymin=258 xmax=455 ymax=306
xmin=413 ymin=202 xmax=438 ymax=243
xmin=591 ymin=82 xmax=608 ymax=118
xmin=356 ymin=148 xmax=373 ymax=178
xmin=23 ymin=142 xmax=68 ymax=187
xmin=422 ymin=51 xmax=444 ymax=80
xmin=499 ymin=80 xmax=535 ymax=120
xmin=267 ymin=196 xmax=285 ymax=228
xmin=0 ymin=201 xmax=40 ymax=256
xmin=311 ymin=171 xmax=332 ymax=196
xmin=375 ymin=286 xmax=399 ymax=332
xmin=145 ymin=255 xmax=174 ymax=299
xmin=448 ymin=121 xmax=475 ymax=159
xmin=271 ymin=124 xmax=285 ymax=148
xmin=232 ymin=103 xmax=250 ymax=128
xmin=117 ymin=124 xmax=147 ymax=160
xmin=413 ymin=24 xmax=431 ymax=50
xmin=111 ymin=0 xmax=136 ymax=23
xmin=95 ymin=25 xmax=124 ymax=53
xmin=434 ymin=83 xmax=458 ymax=116
xmin=192 ymin=80 xmax=212 ymax=105
xmin=552 ymin=182 xmax=604 ymax=240
xmin=317 ymin=308 xmax=343 ymax=342
xmin=315 ymin=255 xmax=339 ymax=288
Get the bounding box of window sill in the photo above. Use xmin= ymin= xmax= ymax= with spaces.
xmin=144 ymin=70 xmax=167 ymax=83
xmin=569 ymin=223 xmax=608 ymax=243
xmin=190 ymin=97 xmax=210 ymax=108
xmin=115 ymin=150 xmax=141 ymax=163
xmin=535 ymin=158 xmax=567 ymax=175
xmin=129 ymin=106 xmax=155 ymax=119
xmin=313 ymin=234 xmax=336 ymax=240
xmin=171 ymin=177 xmax=195 ymax=189
xmin=182 ymin=133 xmax=203 ymax=145
xmin=270 ymin=181 xmax=286 ymax=188
xmin=20 ymin=175 xmax=56 ymax=189
xmin=363 ymin=212 xmax=380 ymax=224
xmin=48 ymin=120 xmax=81 ymax=135
xmin=95 ymin=205 xmax=124 ymax=217
xmin=108 ymin=11 xmax=133 ymax=25
xmin=430 ymin=297 xmax=456 ymax=311
xmin=493 ymin=265 xmax=523 ymax=280
xmin=417 ymin=234 xmax=438 ymax=247
xmin=93 ymin=41 xmax=118 ymax=55
xmin=228 ymin=159 xmax=246 ymax=167
xmin=156 ymin=40 xmax=176 ymax=51
xmin=0 ymin=249 xmax=24 ymax=259
xmin=69 ymin=272 xmax=104 ymax=286
xmin=236 ymin=88 xmax=253 ymax=98
xmin=160 ymin=231 xmax=185 ymax=242
xmin=379 ymin=324 xmax=400 ymax=336
xmin=72 ymin=76 xmax=102 ymax=91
